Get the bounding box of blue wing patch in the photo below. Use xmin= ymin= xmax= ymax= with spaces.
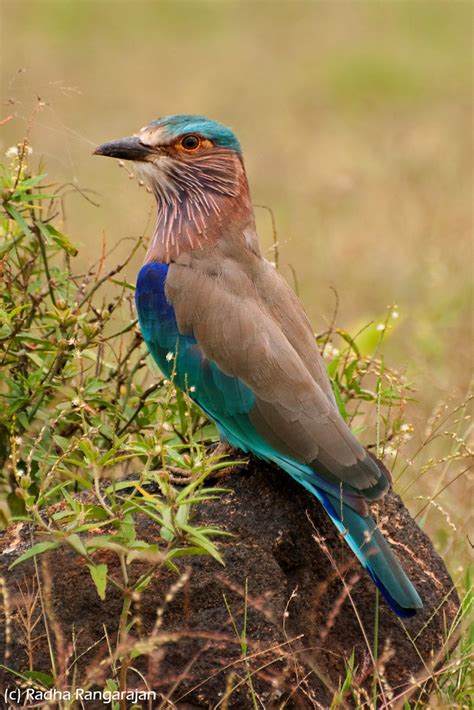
xmin=135 ymin=263 xmax=256 ymax=429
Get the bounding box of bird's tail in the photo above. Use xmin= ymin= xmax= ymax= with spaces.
xmin=276 ymin=458 xmax=423 ymax=617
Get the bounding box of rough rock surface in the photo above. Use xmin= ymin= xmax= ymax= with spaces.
xmin=0 ymin=459 xmax=459 ymax=708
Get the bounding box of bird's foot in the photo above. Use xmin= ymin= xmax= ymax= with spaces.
xmin=160 ymin=465 xmax=193 ymax=485
xmin=206 ymin=441 xmax=249 ymax=480
xmin=158 ymin=445 xmax=249 ymax=485
xmin=207 ymin=441 xmax=233 ymax=459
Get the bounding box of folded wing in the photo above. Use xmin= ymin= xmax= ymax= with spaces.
xmin=165 ymin=253 xmax=389 ymax=505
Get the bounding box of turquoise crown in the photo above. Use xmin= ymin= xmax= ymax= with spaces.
xmin=148 ymin=115 xmax=241 ymax=154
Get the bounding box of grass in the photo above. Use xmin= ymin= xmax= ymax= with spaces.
xmin=0 ymin=121 xmax=471 ymax=708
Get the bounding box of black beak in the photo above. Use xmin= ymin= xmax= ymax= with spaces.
xmin=93 ymin=135 xmax=155 ymax=161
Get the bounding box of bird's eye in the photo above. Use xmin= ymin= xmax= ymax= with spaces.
xmin=180 ymin=134 xmax=201 ymax=151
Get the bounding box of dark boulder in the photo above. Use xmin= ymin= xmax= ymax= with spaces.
xmin=0 ymin=459 xmax=459 ymax=708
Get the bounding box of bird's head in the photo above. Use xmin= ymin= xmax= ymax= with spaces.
xmin=94 ymin=115 xmax=256 ymax=262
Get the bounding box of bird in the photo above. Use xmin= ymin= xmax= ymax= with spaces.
xmin=94 ymin=115 xmax=422 ymax=617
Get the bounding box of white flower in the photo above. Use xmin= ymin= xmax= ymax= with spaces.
xmin=392 ymin=310 xmax=399 ymax=319
xmin=189 ymin=385 xmax=196 ymax=393
xmin=165 ymin=352 xmax=174 ymax=362
xmin=376 ymin=323 xmax=386 ymax=332
xmin=5 ymin=144 xmax=33 ymax=159
xmin=323 ymin=344 xmax=340 ymax=359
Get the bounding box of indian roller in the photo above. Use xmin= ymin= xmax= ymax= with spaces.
xmin=94 ymin=115 xmax=423 ymax=617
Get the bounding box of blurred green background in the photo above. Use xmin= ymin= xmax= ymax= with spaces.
xmin=1 ymin=1 xmax=472 ymax=564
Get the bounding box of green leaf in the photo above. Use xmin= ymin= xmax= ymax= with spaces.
xmin=160 ymin=525 xmax=174 ymax=542
xmin=12 ymin=173 xmax=47 ymax=193
xmin=175 ymin=502 xmax=190 ymax=527
xmin=78 ymin=439 xmax=97 ymax=464
xmin=181 ymin=524 xmax=225 ymax=564
xmin=104 ymin=480 xmax=141 ymax=494
xmin=5 ymin=204 xmax=32 ymax=236
xmin=66 ymin=533 xmax=88 ymax=557
xmin=175 ymin=387 xmax=188 ymax=435
xmin=109 ymin=278 xmax=135 ymax=290
xmin=332 ymin=380 xmax=350 ymax=421
xmin=126 ymin=544 xmax=162 ymax=564
xmin=326 ymin=355 xmax=341 ymax=379
xmin=9 ymin=540 xmax=60 ymax=569
xmin=23 ymin=670 xmax=55 ymax=688
xmin=344 ymin=360 xmax=359 ymax=385
xmin=135 ymin=572 xmax=154 ymax=593
xmin=336 ymin=329 xmax=361 ymax=357
xmin=44 ymin=223 xmax=78 ymax=256
xmin=119 ymin=513 xmax=136 ymax=544
xmin=84 ymin=535 xmax=116 ymax=550
xmin=164 ymin=559 xmax=180 ymax=574
xmin=87 ymin=563 xmax=108 ymax=600
xmin=166 ymin=546 xmax=207 ymax=559
xmin=0 ymin=232 xmax=25 ymax=255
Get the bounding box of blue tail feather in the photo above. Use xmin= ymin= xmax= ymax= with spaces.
xmin=276 ymin=457 xmax=422 ymax=617
xmin=199 ymin=415 xmax=422 ymax=617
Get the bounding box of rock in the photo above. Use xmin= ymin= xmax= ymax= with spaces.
xmin=0 ymin=459 xmax=459 ymax=708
